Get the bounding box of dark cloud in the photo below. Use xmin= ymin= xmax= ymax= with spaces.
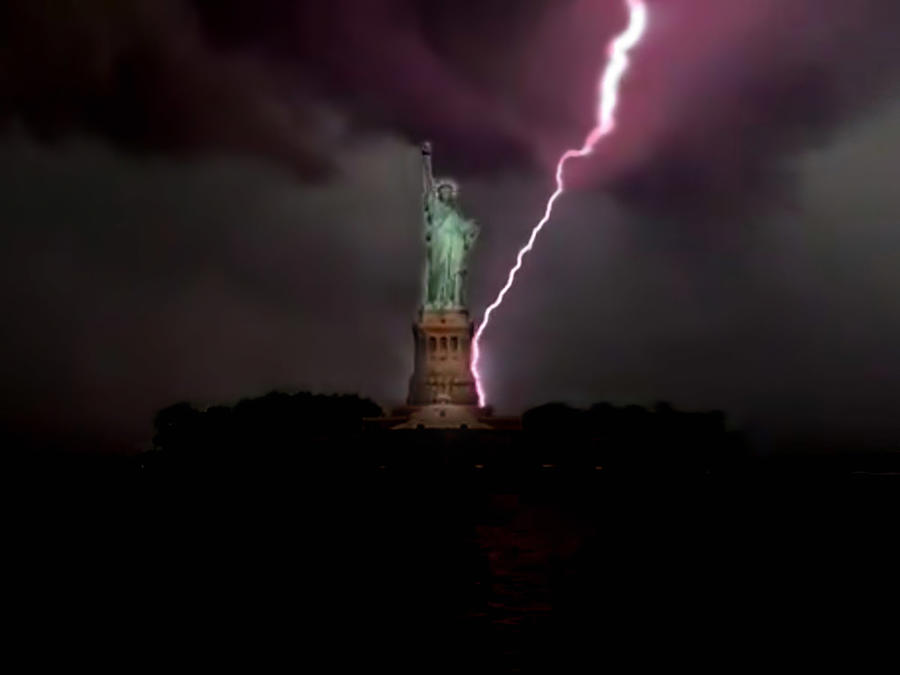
xmin=0 ymin=132 xmax=424 ymax=451
xmin=4 ymin=1 xmax=899 ymax=202
xmin=469 ymin=100 xmax=900 ymax=451
xmin=0 ymin=0 xmax=335 ymax=178
xmin=601 ymin=0 xmax=900 ymax=222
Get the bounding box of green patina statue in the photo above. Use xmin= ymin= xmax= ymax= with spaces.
xmin=421 ymin=141 xmax=478 ymax=311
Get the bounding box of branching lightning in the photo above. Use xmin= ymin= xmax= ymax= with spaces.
xmin=471 ymin=0 xmax=649 ymax=407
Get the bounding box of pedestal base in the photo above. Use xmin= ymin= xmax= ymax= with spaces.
xmin=406 ymin=309 xmax=478 ymax=406
xmin=362 ymin=405 xmax=521 ymax=431
xmin=391 ymin=404 xmax=490 ymax=430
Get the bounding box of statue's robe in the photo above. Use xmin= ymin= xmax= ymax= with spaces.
xmin=425 ymin=195 xmax=477 ymax=310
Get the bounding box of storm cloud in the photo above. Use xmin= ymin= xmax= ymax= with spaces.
xmin=1 ymin=0 xmax=900 ymax=451
xmin=4 ymin=1 xmax=900 ymax=206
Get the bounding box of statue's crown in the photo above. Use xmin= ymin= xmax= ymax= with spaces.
xmin=436 ymin=178 xmax=458 ymax=194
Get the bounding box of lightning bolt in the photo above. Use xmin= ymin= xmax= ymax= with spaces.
xmin=471 ymin=0 xmax=649 ymax=408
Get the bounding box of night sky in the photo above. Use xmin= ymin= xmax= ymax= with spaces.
xmin=2 ymin=0 xmax=900 ymax=453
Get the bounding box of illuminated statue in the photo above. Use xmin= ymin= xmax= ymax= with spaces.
xmin=404 ymin=142 xmax=480 ymax=408
xmin=421 ymin=141 xmax=478 ymax=311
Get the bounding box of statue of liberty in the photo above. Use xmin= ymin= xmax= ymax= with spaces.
xmin=421 ymin=142 xmax=478 ymax=311
xmin=404 ymin=142 xmax=481 ymax=409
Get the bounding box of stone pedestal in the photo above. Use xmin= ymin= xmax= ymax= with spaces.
xmin=391 ymin=403 xmax=490 ymax=430
xmin=407 ymin=309 xmax=478 ymax=406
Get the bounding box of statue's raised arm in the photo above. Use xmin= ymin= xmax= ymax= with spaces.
xmin=421 ymin=141 xmax=435 ymax=198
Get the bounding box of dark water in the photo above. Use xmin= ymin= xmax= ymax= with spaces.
xmin=345 ymin=470 xmax=900 ymax=670
xmin=12 ymin=466 xmax=900 ymax=671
